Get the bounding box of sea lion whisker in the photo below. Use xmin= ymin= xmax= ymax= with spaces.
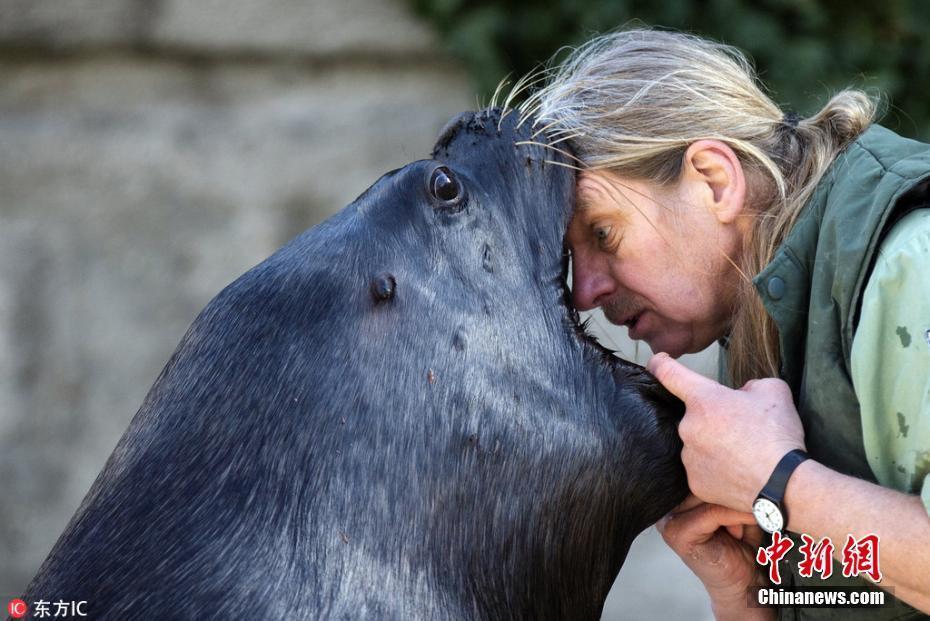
xmin=496 ymin=105 xmax=517 ymax=130
xmin=518 ymin=82 xmax=549 ymax=111
xmin=517 ymin=85 xmax=550 ymax=122
xmin=505 ymin=70 xmax=548 ymax=108
xmin=588 ymin=313 xmax=628 ymax=357
xmin=503 ymin=71 xmax=549 ymax=128
xmin=514 ymin=140 xmax=584 ymax=165
xmin=499 ymin=72 xmax=546 ymax=131
xmin=543 ymin=159 xmax=583 ymax=171
xmin=489 ymin=74 xmax=513 ymax=112
xmin=537 ymin=125 xmax=578 ymax=137
xmin=547 ymin=132 xmax=583 ymax=147
xmin=529 ymin=118 xmax=574 ymax=140
xmin=544 ymin=129 xmax=582 ymax=141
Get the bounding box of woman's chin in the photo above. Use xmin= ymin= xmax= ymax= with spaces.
xmin=641 ymin=328 xmax=696 ymax=359
xmin=642 ymin=336 xmax=685 ymax=358
xmin=647 ymin=330 xmax=720 ymax=359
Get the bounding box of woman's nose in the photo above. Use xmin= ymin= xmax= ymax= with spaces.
xmin=571 ymin=253 xmax=616 ymax=311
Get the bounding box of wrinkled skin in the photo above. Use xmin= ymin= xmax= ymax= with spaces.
xmin=22 ymin=109 xmax=687 ymax=620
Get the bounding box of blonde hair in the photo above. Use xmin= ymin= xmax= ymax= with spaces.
xmin=530 ymin=28 xmax=877 ymax=386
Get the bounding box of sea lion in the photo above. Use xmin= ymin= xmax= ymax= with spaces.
xmin=20 ymin=108 xmax=687 ymax=620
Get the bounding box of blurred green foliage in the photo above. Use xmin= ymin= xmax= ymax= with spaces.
xmin=409 ymin=0 xmax=930 ymax=139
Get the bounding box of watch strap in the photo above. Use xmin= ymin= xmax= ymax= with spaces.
xmin=759 ymin=448 xmax=810 ymax=504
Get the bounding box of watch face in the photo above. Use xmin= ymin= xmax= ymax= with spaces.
xmin=752 ymin=497 xmax=784 ymax=534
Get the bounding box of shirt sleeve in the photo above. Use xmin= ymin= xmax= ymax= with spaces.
xmin=850 ymin=208 xmax=930 ymax=517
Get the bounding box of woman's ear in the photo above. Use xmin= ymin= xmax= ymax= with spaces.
xmin=682 ymin=139 xmax=747 ymax=225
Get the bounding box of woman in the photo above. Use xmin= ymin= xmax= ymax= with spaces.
xmin=535 ymin=29 xmax=930 ymax=619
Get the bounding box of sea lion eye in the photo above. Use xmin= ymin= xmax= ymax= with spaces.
xmin=429 ymin=166 xmax=462 ymax=203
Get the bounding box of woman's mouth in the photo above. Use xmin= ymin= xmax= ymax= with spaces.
xmin=603 ymin=302 xmax=650 ymax=340
xmin=625 ymin=311 xmax=646 ymax=339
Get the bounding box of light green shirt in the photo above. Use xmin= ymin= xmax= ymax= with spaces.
xmin=851 ymin=208 xmax=930 ymax=515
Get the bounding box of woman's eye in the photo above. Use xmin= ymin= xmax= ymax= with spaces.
xmin=592 ymin=224 xmax=617 ymax=251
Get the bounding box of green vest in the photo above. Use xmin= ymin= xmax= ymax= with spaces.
xmin=738 ymin=126 xmax=930 ymax=619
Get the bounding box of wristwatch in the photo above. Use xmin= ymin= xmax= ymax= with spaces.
xmin=751 ymin=448 xmax=810 ymax=534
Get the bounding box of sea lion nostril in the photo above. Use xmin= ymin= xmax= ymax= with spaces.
xmin=370 ymin=273 xmax=396 ymax=302
xmin=452 ymin=327 xmax=467 ymax=351
xmin=482 ymin=243 xmax=494 ymax=273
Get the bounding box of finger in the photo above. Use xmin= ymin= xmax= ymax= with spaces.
xmin=657 ymin=494 xmax=704 ymax=535
xmin=646 ymin=352 xmax=716 ymax=402
xmin=725 ymin=524 xmax=744 ymax=540
xmin=671 ymin=493 xmax=704 ymax=514
xmin=742 ymin=524 xmax=766 ymax=548
xmin=661 ymin=503 xmax=758 ymax=548
xmin=680 ymin=503 xmax=758 ymax=531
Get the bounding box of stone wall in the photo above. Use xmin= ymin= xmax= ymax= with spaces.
xmin=0 ymin=0 xmax=473 ymax=597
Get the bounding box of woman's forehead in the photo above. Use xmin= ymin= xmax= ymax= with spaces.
xmin=577 ymin=172 xmax=616 ymax=206
xmin=576 ymin=171 xmax=639 ymax=217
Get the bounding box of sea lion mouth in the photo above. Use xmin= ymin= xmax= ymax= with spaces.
xmin=556 ymin=240 xmax=681 ymax=415
xmin=556 ymin=249 xmax=624 ymax=366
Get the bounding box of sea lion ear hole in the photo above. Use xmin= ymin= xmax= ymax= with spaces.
xmin=428 ymin=166 xmax=466 ymax=209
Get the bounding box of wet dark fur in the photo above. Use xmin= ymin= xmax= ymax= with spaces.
xmin=21 ymin=109 xmax=687 ymax=619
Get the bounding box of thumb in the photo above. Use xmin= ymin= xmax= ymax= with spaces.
xmin=646 ymin=352 xmax=716 ymax=402
xmin=659 ymin=502 xmax=758 ymax=549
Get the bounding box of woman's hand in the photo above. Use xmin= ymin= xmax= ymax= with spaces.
xmin=647 ymin=352 xmax=805 ymax=511
xmin=658 ymin=495 xmax=774 ymax=620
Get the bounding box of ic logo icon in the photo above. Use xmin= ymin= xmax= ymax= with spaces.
xmin=7 ymin=599 xmax=28 ymax=619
